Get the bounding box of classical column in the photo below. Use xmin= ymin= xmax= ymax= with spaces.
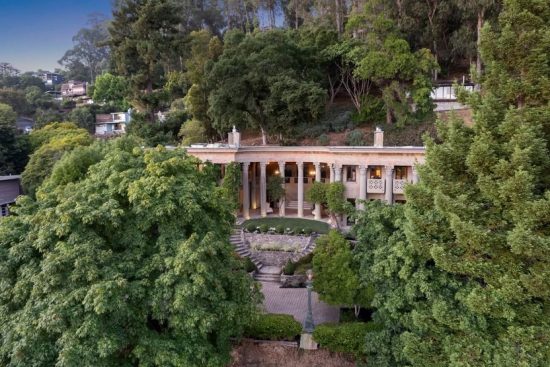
xmin=251 ymin=163 xmax=257 ymax=209
xmin=314 ymin=162 xmax=322 ymax=220
xmin=297 ymin=162 xmax=304 ymax=218
xmin=358 ymin=165 xmax=367 ymax=210
xmin=329 ymin=164 xmax=335 ymax=183
xmin=278 ymin=161 xmax=286 ymax=217
xmin=334 ymin=164 xmax=342 ymax=182
xmin=412 ymin=166 xmax=419 ymax=184
xmin=385 ymin=165 xmax=394 ymax=204
xmin=242 ymin=162 xmax=250 ymax=219
xmin=260 ymin=162 xmax=267 ymax=217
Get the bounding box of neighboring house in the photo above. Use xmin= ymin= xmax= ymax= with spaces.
xmin=40 ymin=72 xmax=64 ymax=87
xmin=431 ymin=81 xmax=475 ymax=112
xmin=186 ymin=128 xmax=424 ymax=225
xmin=0 ymin=175 xmax=22 ymax=217
xmin=61 ymin=80 xmax=87 ymax=98
xmin=95 ymin=111 xmax=131 ymax=136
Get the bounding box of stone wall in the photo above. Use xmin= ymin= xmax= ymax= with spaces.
xmin=252 ymin=251 xmax=293 ymax=267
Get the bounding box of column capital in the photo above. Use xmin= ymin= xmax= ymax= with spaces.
xmin=260 ymin=161 xmax=267 ymax=168
xmin=278 ymin=161 xmax=286 ymax=167
xmin=359 ymin=165 xmax=367 ymax=175
xmin=242 ymin=161 xmax=250 ymax=168
xmin=297 ymin=161 xmax=304 ymax=168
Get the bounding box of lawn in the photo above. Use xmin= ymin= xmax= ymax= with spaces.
xmin=242 ymin=217 xmax=330 ymax=234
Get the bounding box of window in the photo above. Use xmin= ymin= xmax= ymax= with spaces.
xmin=395 ymin=166 xmax=408 ymax=179
xmin=370 ymin=166 xmax=382 ymax=179
xmin=346 ymin=166 xmax=356 ymax=182
xmin=1 ymin=204 xmax=9 ymax=217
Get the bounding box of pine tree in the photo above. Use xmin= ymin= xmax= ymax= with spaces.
xmin=400 ymin=0 xmax=550 ymax=365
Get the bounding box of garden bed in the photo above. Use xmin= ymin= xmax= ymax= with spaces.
xmin=243 ymin=218 xmax=329 ymax=234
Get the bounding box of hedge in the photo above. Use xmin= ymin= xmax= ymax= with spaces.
xmin=313 ymin=322 xmax=382 ymax=359
xmin=244 ymin=314 xmax=302 ymax=341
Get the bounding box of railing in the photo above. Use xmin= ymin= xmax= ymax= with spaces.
xmin=393 ymin=179 xmax=409 ymax=194
xmin=367 ymin=179 xmax=385 ymax=193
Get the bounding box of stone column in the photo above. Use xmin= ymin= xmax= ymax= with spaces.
xmin=297 ymin=162 xmax=304 ymax=218
xmin=334 ymin=164 xmax=342 ymax=182
xmin=385 ymin=165 xmax=394 ymax=204
xmin=278 ymin=161 xmax=286 ymax=217
xmin=358 ymin=165 xmax=367 ymax=210
xmin=314 ymin=162 xmax=322 ymax=220
xmin=329 ymin=164 xmax=335 ymax=183
xmin=412 ymin=166 xmax=419 ymax=184
xmin=260 ymin=162 xmax=267 ymax=217
xmin=251 ymin=163 xmax=257 ymax=209
xmin=242 ymin=162 xmax=250 ymax=219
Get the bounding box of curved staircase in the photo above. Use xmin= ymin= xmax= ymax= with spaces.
xmin=230 ymin=225 xmax=263 ymax=271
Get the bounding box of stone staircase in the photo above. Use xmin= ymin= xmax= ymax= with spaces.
xmin=291 ymin=234 xmax=318 ymax=263
xmin=286 ymin=200 xmax=313 ymax=211
xmin=253 ymin=266 xmax=281 ymax=283
xmin=230 ymin=226 xmax=263 ymax=271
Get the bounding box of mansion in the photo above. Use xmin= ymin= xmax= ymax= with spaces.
xmin=186 ymin=128 xmax=424 ymax=221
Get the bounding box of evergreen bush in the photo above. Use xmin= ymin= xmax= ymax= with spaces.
xmin=313 ymin=322 xmax=382 ymax=359
xmin=283 ymin=260 xmax=297 ymax=275
xmin=259 ymin=224 xmax=269 ymax=233
xmin=244 ymin=314 xmax=302 ymax=341
xmin=317 ymin=133 xmax=330 ymax=146
xmin=275 ymin=225 xmax=285 ymax=234
xmin=345 ymin=129 xmax=365 ymax=146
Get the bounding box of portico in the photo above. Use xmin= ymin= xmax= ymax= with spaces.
xmin=186 ymin=130 xmax=425 ymax=221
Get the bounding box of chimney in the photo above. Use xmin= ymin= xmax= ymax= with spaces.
xmin=374 ymin=127 xmax=384 ymax=147
xmin=228 ymin=125 xmax=240 ymax=147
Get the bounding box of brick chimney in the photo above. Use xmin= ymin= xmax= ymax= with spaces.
xmin=374 ymin=127 xmax=384 ymax=147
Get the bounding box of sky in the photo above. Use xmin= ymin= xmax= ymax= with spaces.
xmin=0 ymin=0 xmax=112 ymax=72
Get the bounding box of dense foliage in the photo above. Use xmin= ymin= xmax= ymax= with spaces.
xmin=354 ymin=1 xmax=550 ymax=365
xmin=313 ymin=322 xmax=383 ymax=359
xmin=0 ymin=103 xmax=29 ymax=174
xmin=243 ymin=314 xmax=302 ymax=341
xmin=0 ymin=139 xmax=260 ymax=366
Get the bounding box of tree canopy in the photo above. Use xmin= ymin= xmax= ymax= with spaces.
xmin=0 ymin=139 xmax=260 ymax=366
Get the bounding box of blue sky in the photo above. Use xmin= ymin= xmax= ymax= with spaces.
xmin=0 ymin=0 xmax=112 ymax=72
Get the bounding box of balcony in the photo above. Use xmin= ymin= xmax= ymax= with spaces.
xmin=367 ymin=179 xmax=385 ymax=193
xmin=393 ymin=179 xmax=409 ymax=194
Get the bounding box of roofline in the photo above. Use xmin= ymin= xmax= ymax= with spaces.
xmin=0 ymin=175 xmax=21 ymax=181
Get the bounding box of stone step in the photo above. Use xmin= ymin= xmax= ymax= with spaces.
xmin=286 ymin=201 xmax=314 ymax=210
xmin=254 ymin=273 xmax=281 ymax=282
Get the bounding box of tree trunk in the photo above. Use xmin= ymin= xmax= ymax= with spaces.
xmin=354 ymin=304 xmax=361 ymax=318
xmin=334 ymin=0 xmax=342 ymax=35
xmin=476 ymin=9 xmax=485 ymax=77
xmin=386 ymin=106 xmax=392 ymax=125
xmin=261 ymin=126 xmax=267 ymax=145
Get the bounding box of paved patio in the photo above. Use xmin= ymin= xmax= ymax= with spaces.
xmin=259 ymin=281 xmax=340 ymax=325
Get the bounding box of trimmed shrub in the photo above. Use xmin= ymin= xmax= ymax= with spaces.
xmin=275 ymin=225 xmax=285 ymax=234
xmin=243 ymin=257 xmax=257 ymax=273
xmin=317 ymin=133 xmax=330 ymax=146
xmin=259 ymin=224 xmax=269 ymax=233
xmin=313 ymin=322 xmax=382 ymax=359
xmin=303 ymin=228 xmax=313 ymax=235
xmin=246 ymin=223 xmax=257 ymax=232
xmin=244 ymin=314 xmax=302 ymax=341
xmin=293 ymin=227 xmax=303 ymax=235
xmin=283 ymin=260 xmax=297 ymax=275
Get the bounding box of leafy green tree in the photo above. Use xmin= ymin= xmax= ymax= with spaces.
xmin=34 ymin=108 xmax=65 ymax=129
xmin=307 ymin=181 xmax=352 ymax=228
xmin=266 ymin=175 xmax=285 ymax=207
xmin=93 ymin=72 xmax=130 ymax=109
xmin=58 ymin=14 xmax=110 ymax=83
xmin=353 ymin=13 xmax=437 ymax=125
xmin=0 ymin=140 xmax=260 ymax=366
xmin=354 ymin=1 xmax=550 ymax=365
xmin=179 ymin=119 xmax=206 ymax=146
xmin=67 ymin=106 xmax=95 ymax=132
xmin=313 ymin=230 xmax=373 ymax=317
xmin=0 ymin=103 xmax=30 ymax=174
xmin=206 ymin=29 xmax=326 ymax=144
xmin=22 ymin=123 xmax=92 ymax=195
xmin=110 ymin=0 xmax=182 ymax=117
xmin=0 ymin=88 xmax=29 ymax=114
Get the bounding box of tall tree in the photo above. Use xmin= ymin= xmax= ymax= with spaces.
xmin=58 ymin=14 xmax=111 ymax=83
xmin=206 ymin=29 xmax=326 ymax=144
xmin=0 ymin=139 xmax=260 ymax=366
xmin=355 ymin=1 xmax=550 ymax=365
xmin=109 ymin=0 xmax=182 ymax=118
xmin=0 ymin=103 xmax=30 ymax=174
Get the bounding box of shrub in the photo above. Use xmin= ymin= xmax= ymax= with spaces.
xmin=283 ymin=260 xmax=297 ymax=275
xmin=275 ymin=225 xmax=285 ymax=234
xmin=352 ymin=96 xmax=385 ymax=125
xmin=243 ymin=257 xmax=257 ymax=273
xmin=259 ymin=224 xmax=269 ymax=233
xmin=313 ymin=322 xmax=382 ymax=359
xmin=246 ymin=223 xmax=257 ymax=232
xmin=345 ymin=129 xmax=365 ymax=146
xmin=317 ymin=133 xmax=330 ymax=146
xmin=244 ymin=314 xmax=302 ymax=341
xmin=293 ymin=227 xmax=303 ymax=235
xmin=303 ymin=228 xmax=313 ymax=235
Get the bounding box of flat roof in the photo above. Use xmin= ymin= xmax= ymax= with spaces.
xmin=0 ymin=175 xmax=21 ymax=182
